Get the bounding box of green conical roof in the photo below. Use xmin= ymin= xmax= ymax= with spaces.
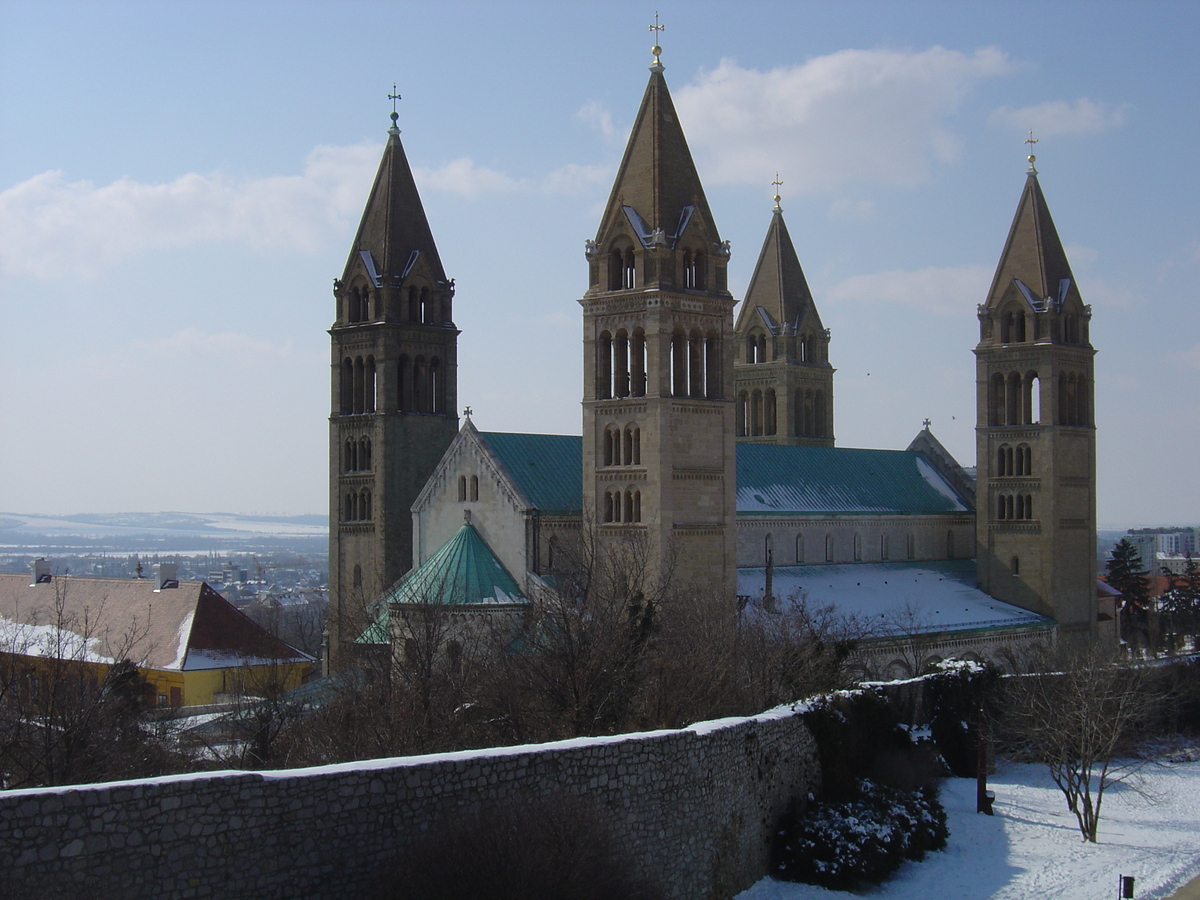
xmin=356 ymin=523 xmax=527 ymax=645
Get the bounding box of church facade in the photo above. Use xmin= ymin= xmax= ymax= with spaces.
xmin=327 ymin=52 xmax=1102 ymax=674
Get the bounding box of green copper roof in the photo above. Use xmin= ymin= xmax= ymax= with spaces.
xmin=479 ymin=432 xmax=583 ymax=515
xmin=391 ymin=523 xmax=527 ymax=606
xmin=356 ymin=523 xmax=527 ymax=645
xmin=736 ymin=444 xmax=971 ymax=516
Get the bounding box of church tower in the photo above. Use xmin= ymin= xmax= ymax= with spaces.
xmin=733 ymin=193 xmax=834 ymax=446
xmin=975 ymin=150 xmax=1097 ymax=641
xmin=327 ymin=109 xmax=459 ymax=669
xmin=579 ymin=45 xmax=737 ymax=598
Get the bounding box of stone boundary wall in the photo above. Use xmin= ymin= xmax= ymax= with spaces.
xmin=0 ymin=705 xmax=819 ymax=900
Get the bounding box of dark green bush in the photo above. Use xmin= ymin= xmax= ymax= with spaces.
xmin=772 ymin=780 xmax=948 ymax=890
xmin=925 ymin=660 xmax=1002 ymax=777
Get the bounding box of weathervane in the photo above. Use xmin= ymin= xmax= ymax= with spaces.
xmin=388 ymin=83 xmax=402 ymax=135
xmin=649 ymin=12 xmax=664 ymax=70
xmin=1025 ymin=130 xmax=1038 ymax=175
xmin=772 ymin=173 xmax=783 ymax=212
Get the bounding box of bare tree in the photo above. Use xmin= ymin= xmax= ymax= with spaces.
xmin=998 ymin=643 xmax=1162 ymax=842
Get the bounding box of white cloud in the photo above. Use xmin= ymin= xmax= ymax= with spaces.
xmin=827 ymin=264 xmax=993 ymax=316
xmin=0 ymin=143 xmax=380 ymax=279
xmin=413 ymin=158 xmax=519 ymax=196
xmin=576 ymin=100 xmax=620 ymax=142
xmin=673 ymin=47 xmax=1014 ymax=190
xmin=829 ymin=197 xmax=876 ymax=220
xmin=989 ymin=98 xmax=1130 ymax=137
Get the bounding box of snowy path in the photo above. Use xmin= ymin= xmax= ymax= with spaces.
xmin=738 ymin=759 xmax=1200 ymax=900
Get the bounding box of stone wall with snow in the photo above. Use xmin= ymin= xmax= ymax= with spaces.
xmin=0 ymin=705 xmax=819 ymax=900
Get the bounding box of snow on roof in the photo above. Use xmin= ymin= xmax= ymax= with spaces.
xmin=738 ymin=560 xmax=1051 ymax=635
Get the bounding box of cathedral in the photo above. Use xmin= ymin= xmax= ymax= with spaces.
xmin=325 ymin=48 xmax=1103 ymax=675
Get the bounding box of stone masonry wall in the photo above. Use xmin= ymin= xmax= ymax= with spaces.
xmin=0 ymin=705 xmax=819 ymax=900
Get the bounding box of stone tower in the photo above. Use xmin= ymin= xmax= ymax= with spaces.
xmin=579 ymin=48 xmax=737 ymax=598
xmin=327 ymin=111 xmax=459 ymax=669
xmin=733 ymin=198 xmax=834 ymax=446
xmin=974 ymin=158 xmax=1097 ymax=641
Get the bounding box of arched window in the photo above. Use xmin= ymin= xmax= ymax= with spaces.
xmin=413 ymin=357 xmax=427 ymax=413
xmin=631 ymin=426 xmax=641 ymax=465
xmin=853 ymin=533 xmax=862 ymax=561
xmin=345 ymin=492 xmax=356 ymax=522
xmin=360 ymin=488 xmax=371 ymax=520
xmin=764 ymin=389 xmax=777 ymax=435
xmin=624 ymin=489 xmax=635 ymax=523
xmin=603 ymin=427 xmax=614 ymax=467
xmin=631 ymin=329 xmax=647 ymax=397
xmin=613 ymin=329 xmax=630 ymax=398
xmin=906 ymin=534 xmax=915 ymax=560
xmin=353 ymin=564 xmax=362 ymax=589
xmin=361 ymin=438 xmax=371 ymax=471
xmin=747 ymin=334 xmax=759 ymax=364
xmin=800 ymin=333 xmax=810 ymax=363
xmin=689 ymin=329 xmax=704 ymax=399
xmin=597 ymin=331 xmax=613 ymax=400
xmin=1026 ymin=373 xmax=1040 ymax=424
xmin=458 ymin=475 xmax=467 ymax=502
xmin=694 ymin=251 xmax=706 ymax=289
xmin=815 ymin=391 xmax=827 ymax=438
xmin=795 ymin=533 xmax=804 ymax=564
xmin=361 ymin=288 xmax=371 ymax=321
xmin=603 ymin=491 xmax=614 ymax=523
xmin=397 ymin=354 xmax=409 ymax=413
xmin=632 ymin=490 xmax=641 ymax=522
xmin=751 ymin=390 xmax=763 ymax=436
xmin=704 ymin=331 xmax=720 ymax=399
xmin=408 ymin=286 xmax=420 ymax=322
xmin=547 ymin=536 xmax=557 ymax=572
xmin=671 ymin=330 xmax=688 ymax=397
xmin=623 ymin=249 xmax=635 ymax=289
xmin=365 ymin=357 xmax=377 ymax=413
xmin=419 ymin=287 xmax=430 ymax=324
xmin=341 ymin=358 xmax=354 ymax=414
xmin=430 ymin=357 xmax=443 ymax=414
xmin=1011 ymin=556 xmax=1020 ymax=576
xmin=825 ymin=533 xmax=834 ymax=562
xmin=765 ymin=533 xmax=773 ymax=565
xmin=947 ymin=530 xmax=955 ymax=558
xmin=757 ymin=334 xmax=767 ymax=362
xmin=345 ymin=439 xmax=356 ymax=472
xmin=737 ymin=391 xmax=749 ymax=437
xmin=470 ymin=475 xmax=479 ymax=502
xmin=880 ymin=534 xmax=889 ymax=560
xmin=683 ymin=249 xmax=695 ymax=288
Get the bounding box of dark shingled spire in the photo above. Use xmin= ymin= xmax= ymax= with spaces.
xmin=343 ymin=123 xmax=446 ymax=284
xmin=595 ymin=65 xmax=721 ymax=248
xmin=740 ymin=208 xmax=822 ymax=333
xmin=985 ymin=172 xmax=1075 ymax=308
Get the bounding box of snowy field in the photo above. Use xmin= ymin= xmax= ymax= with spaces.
xmin=738 ymin=757 xmax=1200 ymax=900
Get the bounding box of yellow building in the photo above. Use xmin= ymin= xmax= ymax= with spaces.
xmin=0 ymin=561 xmax=313 ymax=708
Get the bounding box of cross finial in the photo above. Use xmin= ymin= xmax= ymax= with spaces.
xmin=387 ymin=84 xmax=402 ymax=135
xmin=649 ymin=12 xmax=664 ymax=71
xmin=463 ymin=405 xmax=472 ymax=420
xmin=923 ymin=418 xmax=932 ymax=430
xmin=1025 ymin=130 xmax=1038 ymax=174
xmin=772 ymin=173 xmax=783 ymax=212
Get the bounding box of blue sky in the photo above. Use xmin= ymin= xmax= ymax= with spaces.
xmin=1 ymin=0 xmax=1196 ymax=527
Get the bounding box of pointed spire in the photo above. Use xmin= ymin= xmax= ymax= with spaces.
xmin=984 ymin=167 xmax=1075 ymax=308
xmin=342 ymin=112 xmax=445 ymax=285
xmin=595 ymin=58 xmax=721 ymax=249
xmin=741 ymin=203 xmax=820 ymax=333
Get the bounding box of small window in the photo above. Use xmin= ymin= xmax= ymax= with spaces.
xmin=470 ymin=475 xmax=479 ymax=502
xmin=458 ymin=475 xmax=467 ymax=502
xmin=825 ymin=534 xmax=834 ymax=563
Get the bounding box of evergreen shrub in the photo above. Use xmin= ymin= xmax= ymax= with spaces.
xmin=772 ymin=780 xmax=948 ymax=890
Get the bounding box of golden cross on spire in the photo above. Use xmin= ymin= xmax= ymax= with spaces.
xmin=387 ymin=83 xmax=402 ymax=135
xmin=772 ymin=173 xmax=783 ymax=211
xmin=1025 ymin=130 xmax=1038 ymax=174
xmin=649 ymin=12 xmax=664 ymax=69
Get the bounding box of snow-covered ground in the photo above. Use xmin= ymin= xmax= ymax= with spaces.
xmin=739 ymin=757 xmax=1200 ymax=900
